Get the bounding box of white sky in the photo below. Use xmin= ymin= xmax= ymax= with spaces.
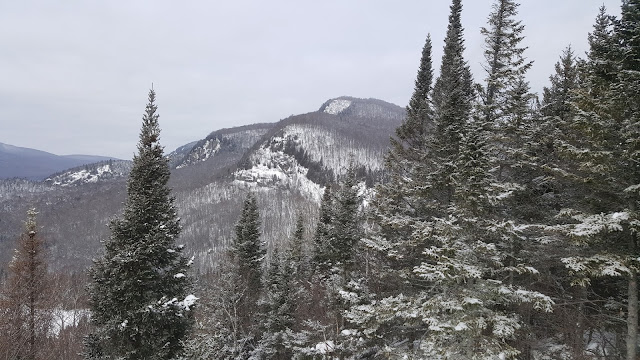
xmin=0 ymin=1 xmax=622 ymax=159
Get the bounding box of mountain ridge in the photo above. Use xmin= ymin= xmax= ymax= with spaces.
xmin=0 ymin=96 xmax=406 ymax=271
xmin=0 ymin=142 xmax=119 ymax=180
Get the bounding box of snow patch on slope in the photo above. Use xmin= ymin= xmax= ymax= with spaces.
xmin=177 ymin=128 xmax=269 ymax=169
xmin=51 ymin=308 xmax=90 ymax=335
xmin=177 ymin=138 xmax=221 ymax=169
xmin=283 ymin=124 xmax=385 ymax=176
xmin=323 ymin=99 xmax=351 ymax=115
xmin=234 ymin=145 xmax=323 ymax=202
xmin=46 ymin=162 xmax=130 ymax=186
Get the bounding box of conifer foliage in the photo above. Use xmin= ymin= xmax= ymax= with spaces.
xmin=541 ymin=46 xmax=578 ymax=122
xmin=552 ymin=3 xmax=640 ymax=359
xmin=0 ymin=209 xmax=51 ymax=360
xmin=254 ymin=249 xmax=295 ymax=359
xmin=348 ymin=1 xmax=553 ymax=358
xmin=86 ymin=89 xmax=194 ymax=360
xmin=232 ymin=192 xmax=265 ymax=299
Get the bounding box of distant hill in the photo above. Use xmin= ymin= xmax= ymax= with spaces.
xmin=0 ymin=142 xmax=118 ymax=180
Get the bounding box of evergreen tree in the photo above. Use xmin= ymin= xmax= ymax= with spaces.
xmin=348 ymin=1 xmax=552 ymax=358
xmin=296 ymin=163 xmax=367 ymax=358
xmin=541 ymin=45 xmax=578 ymax=121
xmin=368 ymin=33 xmax=436 ymax=285
xmin=254 ymin=249 xmax=295 ymax=359
xmin=86 ymin=89 xmax=194 ymax=360
xmin=479 ymin=0 xmax=532 ymax=127
xmin=553 ymin=3 xmax=640 ymax=359
xmin=431 ymin=0 xmax=475 ymax=207
xmin=536 ymin=45 xmax=579 ymax=186
xmin=401 ymin=34 xmax=434 ymax=145
xmin=477 ymin=0 xmax=538 ymax=190
xmin=0 ymin=209 xmax=51 ymax=360
xmin=229 ymin=191 xmax=265 ymax=347
xmin=330 ymin=162 xmax=362 ymax=274
xmin=232 ymin=192 xmax=265 ymax=296
xmin=312 ymin=185 xmax=334 ymax=273
xmin=288 ymin=213 xmax=307 ymax=279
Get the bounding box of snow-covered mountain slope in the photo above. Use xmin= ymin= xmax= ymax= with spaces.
xmin=0 ymin=178 xmax=53 ymax=202
xmin=323 ymin=99 xmax=352 ymax=115
xmin=283 ymin=123 xmax=386 ymax=175
xmin=234 ymin=140 xmax=324 ymax=202
xmin=235 ymin=96 xmax=404 ymax=194
xmin=319 ymin=96 xmax=405 ymax=121
xmin=168 ymin=141 xmax=198 ymax=168
xmin=175 ymin=124 xmax=273 ymax=169
xmin=44 ymin=160 xmax=132 ymax=186
xmin=0 ymin=96 xmax=405 ymax=271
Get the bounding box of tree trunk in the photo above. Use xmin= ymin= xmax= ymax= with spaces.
xmin=28 ymin=232 xmax=36 ymax=360
xmin=628 ymin=270 xmax=638 ymax=360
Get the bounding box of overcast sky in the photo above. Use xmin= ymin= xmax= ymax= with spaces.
xmin=0 ymin=1 xmax=622 ymax=160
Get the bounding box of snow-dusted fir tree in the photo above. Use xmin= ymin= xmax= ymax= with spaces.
xmin=86 ymin=89 xmax=194 ymax=360
xmin=536 ymin=45 xmax=579 ymax=175
xmin=310 ymin=162 xmax=364 ymax=280
xmin=369 ymin=34 xmax=436 ymax=282
xmin=230 ymin=191 xmax=265 ymax=343
xmin=541 ymin=46 xmax=578 ymax=122
xmin=253 ymin=249 xmax=296 ymax=359
xmin=430 ymin=0 xmax=475 ymax=207
xmin=312 ymin=185 xmax=334 ymax=274
xmin=479 ymin=0 xmax=532 ymax=128
xmin=232 ymin=192 xmax=265 ymax=299
xmin=349 ymin=1 xmax=552 ymax=358
xmin=330 ymin=162 xmax=362 ymax=275
xmin=349 ymin=1 xmax=472 ymax=354
xmin=0 ymin=209 xmax=52 ymax=360
xmin=287 ymin=213 xmax=308 ymax=280
xmin=553 ymin=3 xmax=640 ymax=359
xmin=295 ymin=163 xmax=367 ymax=358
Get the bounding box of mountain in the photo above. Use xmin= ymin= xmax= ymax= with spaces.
xmin=0 ymin=142 xmax=118 ymax=180
xmin=0 ymin=96 xmax=405 ymax=272
xmin=176 ymin=123 xmax=274 ymax=170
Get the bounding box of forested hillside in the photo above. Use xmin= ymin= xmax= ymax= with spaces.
xmin=0 ymin=96 xmax=404 ymax=271
xmin=1 ymin=0 xmax=638 ymax=359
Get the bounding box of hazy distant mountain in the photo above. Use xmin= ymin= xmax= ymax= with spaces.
xmin=0 ymin=96 xmax=405 ymax=271
xmin=0 ymin=142 xmax=118 ymax=180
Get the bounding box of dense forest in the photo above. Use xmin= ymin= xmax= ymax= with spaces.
xmin=1 ymin=0 xmax=639 ymax=359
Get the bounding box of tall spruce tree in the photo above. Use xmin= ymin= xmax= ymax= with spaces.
xmin=330 ymin=162 xmax=362 ymax=274
xmin=230 ymin=190 xmax=265 ymax=346
xmin=554 ymin=3 xmax=640 ymax=359
xmin=541 ymin=46 xmax=578 ymax=121
xmin=370 ymin=33 xmax=436 ymax=281
xmin=430 ymin=0 xmax=475 ymax=208
xmin=254 ymin=249 xmax=295 ymax=359
xmin=312 ymin=185 xmax=334 ymax=274
xmin=0 ymin=209 xmax=51 ymax=360
xmin=86 ymin=89 xmax=194 ymax=360
xmin=537 ymin=45 xmax=579 ymax=174
xmin=348 ymin=1 xmax=552 ymax=358
xmin=232 ymin=192 xmax=265 ymax=296
xmin=479 ymin=0 xmax=532 ymax=127
xmin=288 ymin=214 xmax=307 ymax=279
